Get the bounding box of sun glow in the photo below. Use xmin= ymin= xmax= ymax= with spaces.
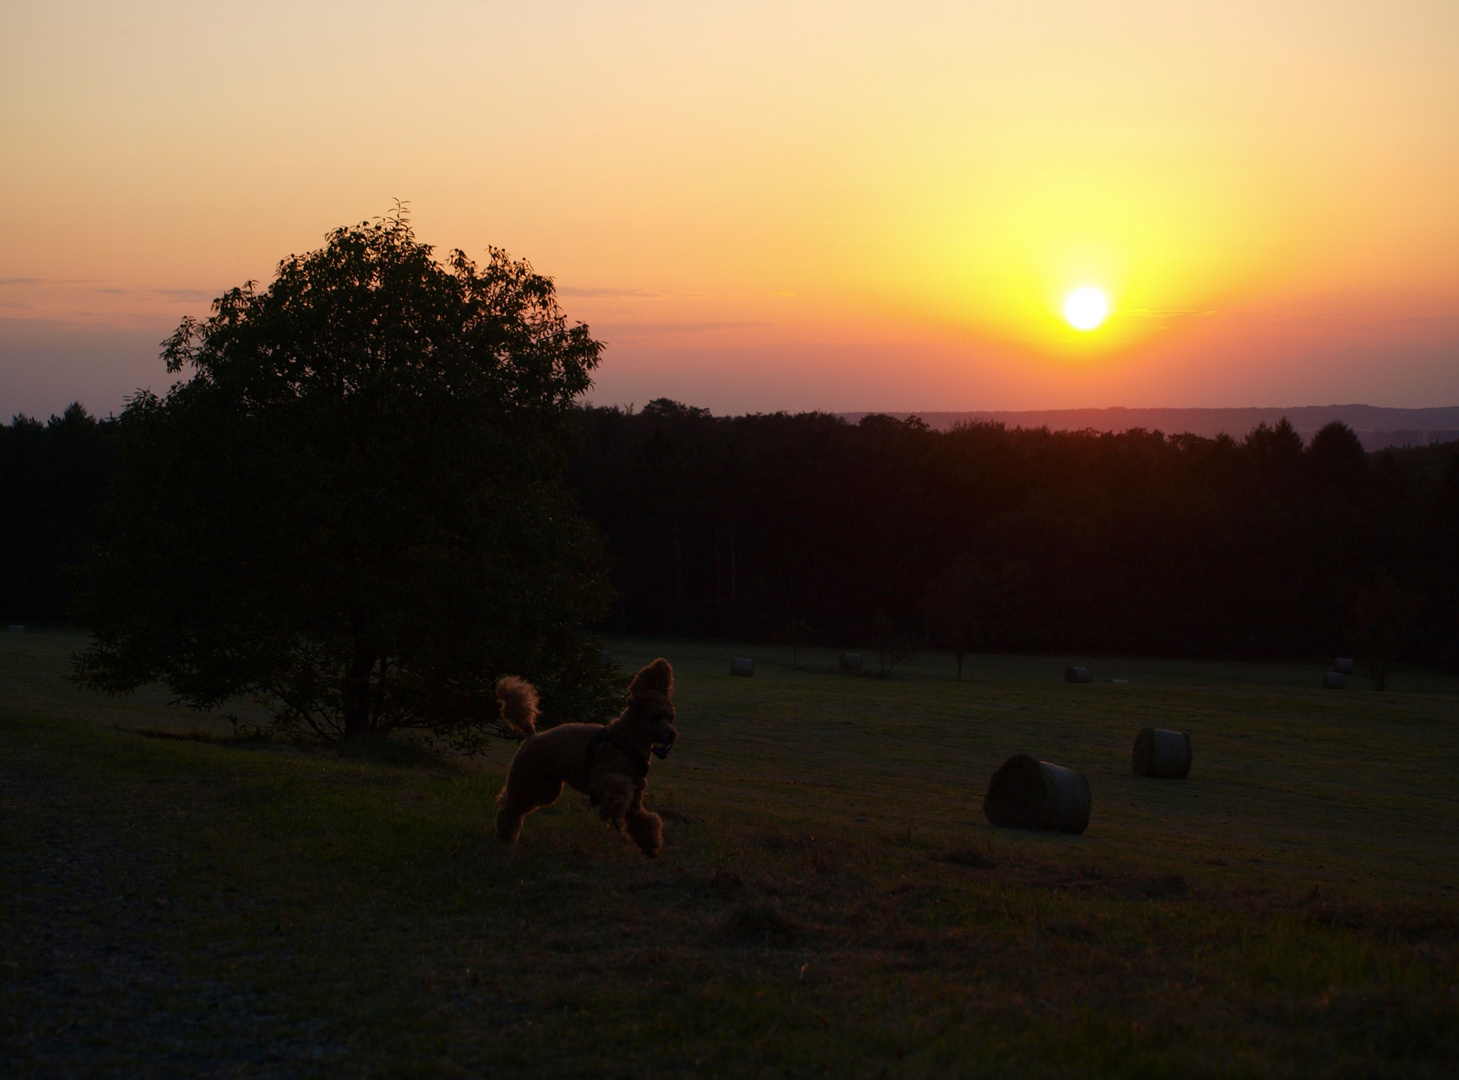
xmin=1063 ymin=287 xmax=1109 ymax=331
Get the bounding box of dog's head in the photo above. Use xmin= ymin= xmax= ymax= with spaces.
xmin=627 ymin=658 xmax=677 ymax=758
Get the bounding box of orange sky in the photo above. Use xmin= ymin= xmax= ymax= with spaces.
xmin=3 ymin=1 xmax=1458 ymax=417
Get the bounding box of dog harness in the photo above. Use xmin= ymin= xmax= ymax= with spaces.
xmin=584 ymin=728 xmax=649 ymax=805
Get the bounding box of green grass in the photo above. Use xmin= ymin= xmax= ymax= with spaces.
xmin=2 ymin=630 xmax=1457 ymax=1077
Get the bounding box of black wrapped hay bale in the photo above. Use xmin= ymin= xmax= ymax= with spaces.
xmin=1065 ymin=666 xmax=1092 ymax=683
xmin=1132 ymin=728 xmax=1192 ymax=778
xmin=730 ymin=657 xmax=754 ymax=677
xmin=838 ymin=652 xmax=862 ymax=672
xmin=1323 ymin=671 xmax=1345 ymax=689
xmin=1335 ymin=657 xmax=1355 ymax=675
xmin=983 ymin=754 xmax=1091 ymax=834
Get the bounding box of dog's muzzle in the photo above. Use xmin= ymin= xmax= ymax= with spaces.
xmin=652 ymin=726 xmax=677 ymax=760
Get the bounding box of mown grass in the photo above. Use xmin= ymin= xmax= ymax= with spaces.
xmin=2 ymin=630 xmax=1457 ymax=1078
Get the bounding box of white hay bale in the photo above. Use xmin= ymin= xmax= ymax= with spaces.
xmin=1105 ymin=678 xmax=1130 ymax=686
xmin=983 ymin=754 xmax=1091 ymax=834
xmin=1323 ymin=671 xmax=1345 ymax=689
xmin=731 ymin=657 xmax=754 ymax=677
xmin=1065 ymin=666 xmax=1092 ymax=683
xmin=7 ymin=625 xmax=24 ymax=633
xmin=839 ymin=652 xmax=862 ymax=672
xmin=1334 ymin=657 xmax=1355 ymax=675
xmin=1132 ymin=728 xmax=1192 ymax=778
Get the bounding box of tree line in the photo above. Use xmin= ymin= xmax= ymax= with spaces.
xmin=5 ymin=397 xmax=1458 ymax=674
xmin=0 ymin=404 xmax=118 ymax=626
xmin=569 ymin=400 xmax=1459 ymax=673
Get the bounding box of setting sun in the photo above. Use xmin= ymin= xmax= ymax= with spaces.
xmin=2 ymin=2 xmax=1458 ymax=417
xmin=1064 ymin=287 xmax=1109 ymax=331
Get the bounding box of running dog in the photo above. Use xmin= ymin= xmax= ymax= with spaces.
xmin=494 ymin=658 xmax=677 ymax=857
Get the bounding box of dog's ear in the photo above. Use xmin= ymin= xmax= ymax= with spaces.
xmin=629 ymin=657 xmax=673 ymax=699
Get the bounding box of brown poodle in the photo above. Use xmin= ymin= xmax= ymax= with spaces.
xmin=494 ymin=658 xmax=677 ymax=857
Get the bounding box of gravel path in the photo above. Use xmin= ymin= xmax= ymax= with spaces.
xmin=1 ymin=760 xmax=338 ymax=1079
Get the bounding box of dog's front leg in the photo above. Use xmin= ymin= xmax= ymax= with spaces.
xmin=591 ymin=772 xmax=635 ymax=831
xmin=624 ymin=781 xmax=663 ymax=858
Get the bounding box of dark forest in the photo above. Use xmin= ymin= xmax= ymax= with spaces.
xmin=0 ymin=404 xmax=117 ymax=628
xmin=5 ymin=400 xmax=1458 ymax=671
xmin=569 ymin=401 xmax=1459 ymax=670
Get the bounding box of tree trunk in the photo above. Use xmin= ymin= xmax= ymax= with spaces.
xmin=342 ymin=647 xmax=376 ymax=740
xmin=730 ymin=524 xmax=736 ymax=605
xmin=674 ymin=521 xmax=682 ymax=603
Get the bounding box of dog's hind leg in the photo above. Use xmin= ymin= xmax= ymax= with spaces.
xmin=495 ymin=777 xmax=564 ymax=845
xmin=495 ymin=803 xmax=524 ymax=845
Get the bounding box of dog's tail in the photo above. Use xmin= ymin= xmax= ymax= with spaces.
xmin=495 ymin=676 xmax=539 ymax=736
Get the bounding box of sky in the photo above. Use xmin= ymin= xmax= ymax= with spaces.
xmin=3 ymin=0 xmax=1458 ymax=418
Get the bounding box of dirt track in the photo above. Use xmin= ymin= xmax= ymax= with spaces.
xmin=0 ymin=758 xmax=335 ymax=1079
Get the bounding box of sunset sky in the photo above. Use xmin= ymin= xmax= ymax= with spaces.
xmin=3 ymin=1 xmax=1458 ymax=418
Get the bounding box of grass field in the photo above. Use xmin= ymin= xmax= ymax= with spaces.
xmin=3 ymin=630 xmax=1457 ymax=1078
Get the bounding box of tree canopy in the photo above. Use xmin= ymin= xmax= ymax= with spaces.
xmin=73 ymin=212 xmax=619 ymax=745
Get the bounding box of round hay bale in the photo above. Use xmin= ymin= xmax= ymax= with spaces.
xmin=1132 ymin=728 xmax=1192 ymax=778
xmin=1323 ymin=671 xmax=1345 ymax=689
xmin=982 ymin=754 xmax=1091 ymax=834
xmin=1334 ymin=657 xmax=1355 ymax=675
xmin=838 ymin=652 xmax=862 ymax=672
xmin=7 ymin=625 xmax=24 ymax=633
xmin=730 ymin=657 xmax=754 ymax=677
xmin=1065 ymin=666 xmax=1092 ymax=683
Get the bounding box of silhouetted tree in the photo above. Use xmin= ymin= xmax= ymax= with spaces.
xmin=73 ymin=212 xmax=618 ymax=746
xmin=869 ymin=609 xmax=913 ymax=677
xmin=923 ymin=559 xmax=982 ymax=680
xmin=1347 ymin=569 xmax=1422 ymax=690
xmin=775 ymin=618 xmax=811 ymax=669
xmin=1307 ymin=421 xmax=1367 ymax=491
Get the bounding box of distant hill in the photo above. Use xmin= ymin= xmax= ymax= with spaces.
xmin=837 ymin=405 xmax=1459 ymax=451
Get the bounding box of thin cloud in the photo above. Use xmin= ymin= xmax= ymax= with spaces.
xmin=0 ymin=279 xmax=217 ymax=302
xmin=1120 ymin=308 xmax=1220 ymax=317
xmin=557 ymin=286 xmax=664 ymax=299
xmin=595 ymin=320 xmax=771 ymax=337
xmin=1375 ymin=313 xmax=1459 ymax=325
xmin=152 ymin=288 xmax=216 ymax=301
xmin=0 ymin=278 xmax=114 ymax=287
